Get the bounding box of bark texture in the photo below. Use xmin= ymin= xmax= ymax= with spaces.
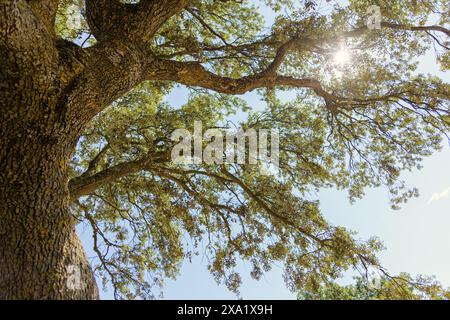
xmin=0 ymin=0 xmax=189 ymax=300
xmin=0 ymin=0 xmax=98 ymax=299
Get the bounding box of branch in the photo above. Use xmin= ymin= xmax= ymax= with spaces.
xmin=69 ymin=150 xmax=169 ymax=201
xmin=149 ymin=57 xmax=347 ymax=106
xmin=146 ymin=19 xmax=450 ymax=106
xmin=69 ymin=159 xmax=147 ymax=202
xmin=85 ymin=0 xmax=190 ymax=43
xmin=382 ymin=22 xmax=450 ymax=38
xmin=27 ymin=0 xmax=59 ymax=33
xmin=137 ymin=0 xmax=191 ymax=43
xmin=186 ymin=8 xmax=229 ymax=46
xmin=82 ymin=144 xmax=110 ymax=178
xmin=219 ymin=166 xmax=326 ymax=245
xmin=0 ymin=0 xmax=60 ymax=118
xmin=85 ymin=0 xmax=126 ymax=42
xmin=60 ymin=0 xmax=191 ymax=125
xmin=0 ymin=1 xmax=58 ymax=57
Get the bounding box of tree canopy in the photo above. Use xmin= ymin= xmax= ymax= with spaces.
xmin=298 ymin=273 xmax=450 ymax=300
xmin=48 ymin=0 xmax=450 ymax=299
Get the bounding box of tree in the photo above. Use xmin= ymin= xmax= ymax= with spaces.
xmin=0 ymin=0 xmax=448 ymax=299
xmin=298 ymin=274 xmax=450 ymax=300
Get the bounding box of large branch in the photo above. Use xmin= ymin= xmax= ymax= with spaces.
xmin=69 ymin=150 xmax=169 ymax=201
xmin=1 ymin=0 xmax=60 ymax=119
xmin=26 ymin=0 xmax=59 ymax=33
xmin=144 ymin=35 xmax=338 ymax=99
xmin=148 ymin=57 xmax=348 ymax=108
xmin=85 ymin=0 xmax=125 ymax=42
xmin=158 ymin=58 xmax=321 ymax=91
xmin=0 ymin=1 xmax=58 ymax=64
xmin=69 ymin=159 xmax=147 ymax=201
xmin=58 ymin=0 xmax=190 ymax=126
xmin=71 ymin=159 xmax=328 ymax=246
xmin=382 ymin=22 xmax=450 ymax=37
xmin=85 ymin=0 xmax=190 ymax=43
xmin=137 ymin=0 xmax=191 ymax=43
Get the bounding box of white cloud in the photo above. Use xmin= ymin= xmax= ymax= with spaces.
xmin=428 ymin=187 xmax=450 ymax=204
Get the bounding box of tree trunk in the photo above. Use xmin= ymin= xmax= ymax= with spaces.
xmin=0 ymin=1 xmax=99 ymax=299
xmin=0 ymin=127 xmax=99 ymax=299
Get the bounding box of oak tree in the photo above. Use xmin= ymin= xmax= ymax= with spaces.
xmin=1 ymin=0 xmax=449 ymax=299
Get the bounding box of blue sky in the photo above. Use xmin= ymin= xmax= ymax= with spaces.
xmin=77 ymin=1 xmax=450 ymax=299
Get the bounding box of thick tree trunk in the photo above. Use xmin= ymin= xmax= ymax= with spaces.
xmin=0 ymin=126 xmax=99 ymax=299
xmin=0 ymin=2 xmax=99 ymax=299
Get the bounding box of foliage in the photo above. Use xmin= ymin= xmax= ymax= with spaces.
xmin=298 ymin=273 xmax=450 ymax=300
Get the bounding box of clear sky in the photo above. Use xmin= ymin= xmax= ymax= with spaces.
xmin=77 ymin=1 xmax=450 ymax=300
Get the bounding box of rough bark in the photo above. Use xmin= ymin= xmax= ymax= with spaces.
xmin=0 ymin=0 xmax=190 ymax=300
xmin=0 ymin=139 xmax=99 ymax=299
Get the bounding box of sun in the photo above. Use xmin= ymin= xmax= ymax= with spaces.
xmin=333 ymin=48 xmax=351 ymax=66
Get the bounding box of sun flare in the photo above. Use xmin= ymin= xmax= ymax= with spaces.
xmin=333 ymin=49 xmax=351 ymax=66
